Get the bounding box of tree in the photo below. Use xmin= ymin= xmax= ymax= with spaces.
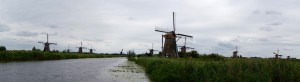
xmin=0 ymin=46 xmax=6 ymax=51
xmin=190 ymin=50 xmax=199 ymax=58
xmin=32 ymin=46 xmax=36 ymax=51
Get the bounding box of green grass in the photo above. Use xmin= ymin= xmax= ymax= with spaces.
xmin=134 ymin=57 xmax=300 ymax=82
xmin=0 ymin=51 xmax=125 ymax=61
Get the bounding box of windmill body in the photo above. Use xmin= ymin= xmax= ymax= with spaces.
xmin=162 ymin=32 xmax=177 ymax=57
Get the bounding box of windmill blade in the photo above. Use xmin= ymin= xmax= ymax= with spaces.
xmin=186 ymin=47 xmax=195 ymax=49
xmin=176 ymin=33 xmax=193 ymax=38
xmin=38 ymin=42 xmax=45 ymax=44
xmin=49 ymin=43 xmax=57 ymax=45
xmin=155 ymin=27 xmax=171 ymax=33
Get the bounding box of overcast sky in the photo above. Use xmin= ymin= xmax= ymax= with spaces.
xmin=0 ymin=0 xmax=299 ymax=58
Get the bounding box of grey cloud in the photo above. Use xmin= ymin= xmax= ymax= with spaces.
xmin=15 ymin=31 xmax=39 ymax=36
xmin=252 ymin=10 xmax=282 ymax=15
xmin=48 ymin=25 xmax=60 ymax=28
xmin=0 ymin=24 xmax=11 ymax=32
xmin=40 ymin=32 xmax=58 ymax=36
xmin=269 ymin=22 xmax=282 ymax=26
xmin=217 ymin=42 xmax=235 ymax=49
xmin=259 ymin=26 xmax=274 ymax=31
xmin=265 ymin=10 xmax=282 ymax=15
xmin=258 ymin=38 xmax=269 ymax=42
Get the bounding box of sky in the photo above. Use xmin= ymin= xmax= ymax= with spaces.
xmin=0 ymin=0 xmax=299 ymax=58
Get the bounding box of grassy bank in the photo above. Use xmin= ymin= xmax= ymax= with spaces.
xmin=134 ymin=57 xmax=300 ymax=82
xmin=0 ymin=51 xmax=125 ymax=61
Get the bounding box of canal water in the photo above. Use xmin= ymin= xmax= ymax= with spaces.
xmin=0 ymin=57 xmax=150 ymax=82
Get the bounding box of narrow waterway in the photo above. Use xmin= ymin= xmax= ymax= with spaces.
xmin=0 ymin=57 xmax=150 ymax=82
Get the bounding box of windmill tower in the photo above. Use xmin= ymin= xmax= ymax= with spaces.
xmin=232 ymin=46 xmax=238 ymax=58
xmin=273 ymin=49 xmax=282 ymax=59
xmin=155 ymin=12 xmax=193 ymax=58
xmin=89 ymin=45 xmax=96 ymax=54
xmin=76 ymin=42 xmax=86 ymax=54
xmin=38 ymin=34 xmax=57 ymax=52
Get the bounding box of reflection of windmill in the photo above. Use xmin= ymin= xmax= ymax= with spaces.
xmin=155 ymin=12 xmax=193 ymax=57
xmin=76 ymin=42 xmax=86 ymax=53
xmin=273 ymin=49 xmax=282 ymax=59
xmin=38 ymin=34 xmax=57 ymax=52
xmin=149 ymin=43 xmax=158 ymax=55
xmin=89 ymin=45 xmax=96 ymax=54
xmin=178 ymin=37 xmax=194 ymax=53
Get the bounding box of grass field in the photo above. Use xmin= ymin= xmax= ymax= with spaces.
xmin=0 ymin=50 xmax=125 ymax=61
xmin=133 ymin=57 xmax=300 ymax=82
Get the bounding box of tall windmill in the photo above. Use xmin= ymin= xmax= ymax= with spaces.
xmin=89 ymin=45 xmax=96 ymax=54
xmin=38 ymin=34 xmax=57 ymax=52
xmin=76 ymin=42 xmax=87 ymax=54
xmin=155 ymin=12 xmax=193 ymax=57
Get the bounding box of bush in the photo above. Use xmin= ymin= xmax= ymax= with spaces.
xmin=0 ymin=46 xmax=6 ymax=51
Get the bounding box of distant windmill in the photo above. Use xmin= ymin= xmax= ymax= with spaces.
xmin=273 ymin=49 xmax=282 ymax=59
xmin=76 ymin=42 xmax=87 ymax=54
xmin=38 ymin=34 xmax=57 ymax=52
xmin=149 ymin=43 xmax=158 ymax=56
xmin=178 ymin=37 xmax=194 ymax=54
xmin=232 ymin=46 xmax=238 ymax=58
xmin=120 ymin=49 xmax=124 ymax=55
xmin=89 ymin=45 xmax=96 ymax=54
xmin=155 ymin=12 xmax=193 ymax=58
xmin=64 ymin=45 xmax=71 ymax=53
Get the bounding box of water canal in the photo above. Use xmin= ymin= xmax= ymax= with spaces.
xmin=0 ymin=57 xmax=150 ymax=82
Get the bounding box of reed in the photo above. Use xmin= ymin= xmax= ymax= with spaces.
xmin=134 ymin=57 xmax=300 ymax=82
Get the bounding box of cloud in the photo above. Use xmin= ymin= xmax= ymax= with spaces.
xmin=252 ymin=10 xmax=282 ymax=15
xmin=265 ymin=10 xmax=282 ymax=15
xmin=47 ymin=25 xmax=60 ymax=29
xmin=269 ymin=22 xmax=282 ymax=26
xmin=259 ymin=26 xmax=274 ymax=31
xmin=15 ymin=31 xmax=39 ymax=36
xmin=217 ymin=42 xmax=235 ymax=49
xmin=0 ymin=24 xmax=11 ymax=32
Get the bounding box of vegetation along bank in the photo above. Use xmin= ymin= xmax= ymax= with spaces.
xmin=131 ymin=56 xmax=300 ymax=82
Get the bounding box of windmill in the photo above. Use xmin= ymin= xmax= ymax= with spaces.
xmin=178 ymin=37 xmax=194 ymax=53
xmin=149 ymin=43 xmax=158 ymax=56
xmin=76 ymin=42 xmax=87 ymax=54
xmin=38 ymin=34 xmax=57 ymax=52
xmin=155 ymin=12 xmax=193 ymax=58
xmin=232 ymin=46 xmax=238 ymax=58
xmin=273 ymin=49 xmax=282 ymax=59
xmin=89 ymin=45 xmax=96 ymax=54
xmin=63 ymin=45 xmax=71 ymax=53
xmin=120 ymin=49 xmax=124 ymax=55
